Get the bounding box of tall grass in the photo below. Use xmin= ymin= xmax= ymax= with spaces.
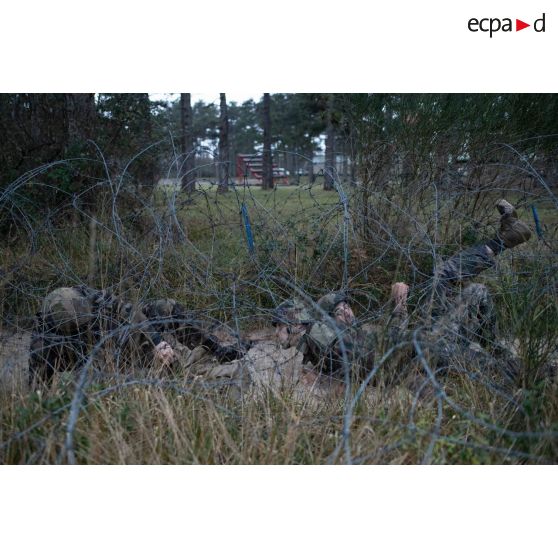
xmin=1 ymin=177 xmax=557 ymax=464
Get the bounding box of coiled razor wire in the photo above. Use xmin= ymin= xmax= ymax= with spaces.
xmin=0 ymin=138 xmax=557 ymax=464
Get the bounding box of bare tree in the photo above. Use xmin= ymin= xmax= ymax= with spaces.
xmin=217 ymin=93 xmax=230 ymax=194
xmin=262 ymin=93 xmax=273 ymax=190
xmin=324 ymin=94 xmax=336 ymax=190
xmin=180 ymin=93 xmax=195 ymax=193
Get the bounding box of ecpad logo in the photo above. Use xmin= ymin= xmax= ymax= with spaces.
xmin=468 ymin=13 xmax=546 ymax=37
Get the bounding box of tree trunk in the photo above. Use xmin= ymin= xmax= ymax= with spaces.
xmin=341 ymin=140 xmax=349 ymax=179
xmin=307 ymin=150 xmax=314 ymax=184
xmin=180 ymin=93 xmax=195 ymax=194
xmin=217 ymin=93 xmax=230 ymax=193
xmin=286 ymin=151 xmax=296 ymax=182
xmin=135 ymin=94 xmax=155 ymax=192
xmin=324 ymin=94 xmax=335 ymax=190
xmin=262 ymin=93 xmax=273 ymax=190
xmin=350 ymin=142 xmax=357 ymax=186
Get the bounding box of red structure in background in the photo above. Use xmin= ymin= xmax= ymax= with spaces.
xmin=236 ymin=154 xmax=290 ymax=185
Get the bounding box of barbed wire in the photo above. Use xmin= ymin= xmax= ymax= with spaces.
xmin=0 ymin=137 xmax=557 ymax=464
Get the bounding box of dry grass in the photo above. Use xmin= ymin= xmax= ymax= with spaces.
xmin=1 ymin=335 xmax=557 ymax=464
xmin=1 ymin=178 xmax=557 ymax=464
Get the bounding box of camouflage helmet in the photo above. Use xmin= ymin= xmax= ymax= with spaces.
xmin=316 ymin=291 xmax=349 ymax=316
xmin=42 ymin=287 xmax=93 ymax=335
xmin=272 ymin=298 xmax=314 ymax=326
xmin=142 ymin=299 xmax=178 ymax=319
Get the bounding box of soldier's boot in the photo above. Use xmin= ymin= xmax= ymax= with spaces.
xmin=495 ymin=199 xmax=532 ymax=249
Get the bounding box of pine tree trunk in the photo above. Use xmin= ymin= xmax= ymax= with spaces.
xmin=307 ymin=150 xmax=314 ymax=183
xmin=324 ymin=94 xmax=335 ymax=190
xmin=180 ymin=93 xmax=195 ymax=194
xmin=287 ymin=151 xmax=296 ymax=182
xmin=217 ymin=93 xmax=230 ymax=193
xmin=134 ymin=94 xmax=155 ymax=193
xmin=342 ymin=140 xmax=348 ymax=179
xmin=350 ymin=144 xmax=357 ymax=186
xmin=262 ymin=93 xmax=273 ymax=190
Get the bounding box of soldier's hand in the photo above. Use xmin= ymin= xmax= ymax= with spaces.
xmin=391 ymin=282 xmax=409 ymax=304
xmin=334 ymin=302 xmax=356 ymax=326
xmin=154 ymin=341 xmax=176 ymax=366
xmin=391 ymin=282 xmax=409 ymax=315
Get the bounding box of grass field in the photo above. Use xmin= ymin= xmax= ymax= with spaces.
xmin=1 ymin=180 xmax=557 ymax=464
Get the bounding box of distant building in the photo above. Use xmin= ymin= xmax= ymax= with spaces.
xmin=305 ymin=154 xmax=351 ymax=176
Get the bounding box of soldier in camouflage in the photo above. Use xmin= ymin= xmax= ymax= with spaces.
xmin=417 ymin=199 xmax=530 ymax=351
xmin=29 ymin=288 xmax=248 ymax=385
xmin=273 ymin=199 xmax=532 ymax=379
xmin=410 ymin=199 xmax=531 ymax=377
xmin=272 ymin=291 xmax=377 ymax=377
xmin=272 ymin=298 xmax=316 ymax=349
xmin=292 ymin=288 xmax=407 ymax=378
xmin=141 ymin=298 xmax=249 ymax=363
xmin=432 ymin=199 xmax=531 ymax=312
xmin=29 ymin=286 xmax=168 ymax=385
xmin=301 ymin=291 xmax=362 ymax=375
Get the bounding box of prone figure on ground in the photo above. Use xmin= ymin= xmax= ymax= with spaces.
xmin=272 ymin=199 xmax=532 ymax=382
xmin=418 ymin=199 xmax=531 ymax=370
xmin=28 ymin=287 xmax=249 ymax=386
xmin=141 ymin=298 xmax=249 ymax=364
xmin=272 ymin=288 xmax=405 ymax=380
xmin=272 ymin=291 xmax=357 ymax=369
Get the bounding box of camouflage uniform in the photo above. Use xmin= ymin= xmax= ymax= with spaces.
xmin=272 ymin=292 xmax=379 ymax=378
xmin=273 ymin=200 xmax=532 ymax=380
xmin=416 ymin=200 xmax=531 ymax=375
xmin=271 ymin=298 xmax=315 ymax=329
xmin=29 ymin=286 xmax=163 ymax=385
xmin=142 ymin=298 xmax=249 ymax=362
xmin=306 ymin=281 xmax=508 ymax=382
xmin=302 ymin=292 xmax=358 ymax=374
xmin=417 ymin=282 xmax=497 ymax=369
xmin=432 ymin=199 xmax=531 ymax=314
xmin=305 ymin=323 xmax=376 ymax=378
xmin=302 ymin=292 xmax=407 ymax=378
xmin=29 ymin=289 xmax=248 ymax=385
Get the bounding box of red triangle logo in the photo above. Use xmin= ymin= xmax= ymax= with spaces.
xmin=516 ymin=19 xmax=530 ymax=31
